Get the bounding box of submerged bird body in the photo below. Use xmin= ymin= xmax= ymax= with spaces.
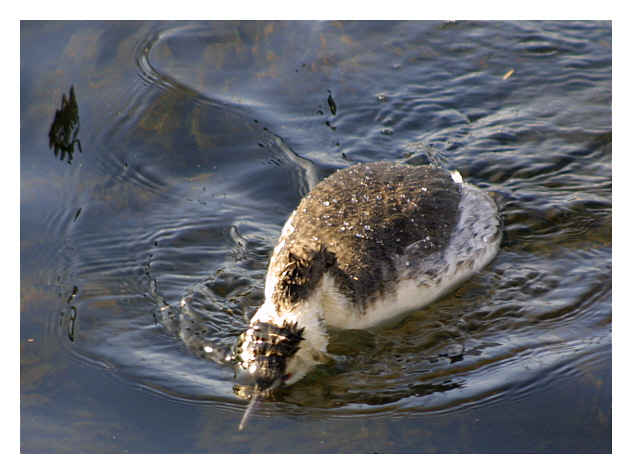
xmin=236 ymin=162 xmax=501 ymax=396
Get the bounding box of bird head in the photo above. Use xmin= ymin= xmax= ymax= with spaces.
xmin=235 ymin=320 xmax=305 ymax=393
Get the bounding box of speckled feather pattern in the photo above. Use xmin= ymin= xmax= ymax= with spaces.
xmin=271 ymin=162 xmax=462 ymax=313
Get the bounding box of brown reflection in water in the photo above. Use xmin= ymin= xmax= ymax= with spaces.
xmin=48 ymin=85 xmax=82 ymax=164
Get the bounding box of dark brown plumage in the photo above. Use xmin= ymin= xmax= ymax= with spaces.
xmin=271 ymin=162 xmax=462 ymax=313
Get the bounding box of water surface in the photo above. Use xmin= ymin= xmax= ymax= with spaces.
xmin=21 ymin=20 xmax=611 ymax=453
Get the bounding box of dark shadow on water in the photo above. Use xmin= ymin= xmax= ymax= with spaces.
xmin=49 ymin=85 xmax=82 ymax=164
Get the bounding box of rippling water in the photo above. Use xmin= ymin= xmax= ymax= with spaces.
xmin=21 ymin=20 xmax=611 ymax=453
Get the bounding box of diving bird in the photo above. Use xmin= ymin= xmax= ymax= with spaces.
xmin=235 ymin=161 xmax=502 ymax=429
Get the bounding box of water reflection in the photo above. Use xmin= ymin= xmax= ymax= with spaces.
xmin=21 ymin=20 xmax=611 ymax=453
xmin=48 ymin=85 xmax=82 ymax=164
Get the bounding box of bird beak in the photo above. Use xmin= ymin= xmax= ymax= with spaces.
xmin=235 ymin=358 xmax=286 ymax=431
xmin=239 ymin=390 xmax=262 ymax=431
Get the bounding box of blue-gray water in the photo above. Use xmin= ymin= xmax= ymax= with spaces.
xmin=21 ymin=20 xmax=611 ymax=453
